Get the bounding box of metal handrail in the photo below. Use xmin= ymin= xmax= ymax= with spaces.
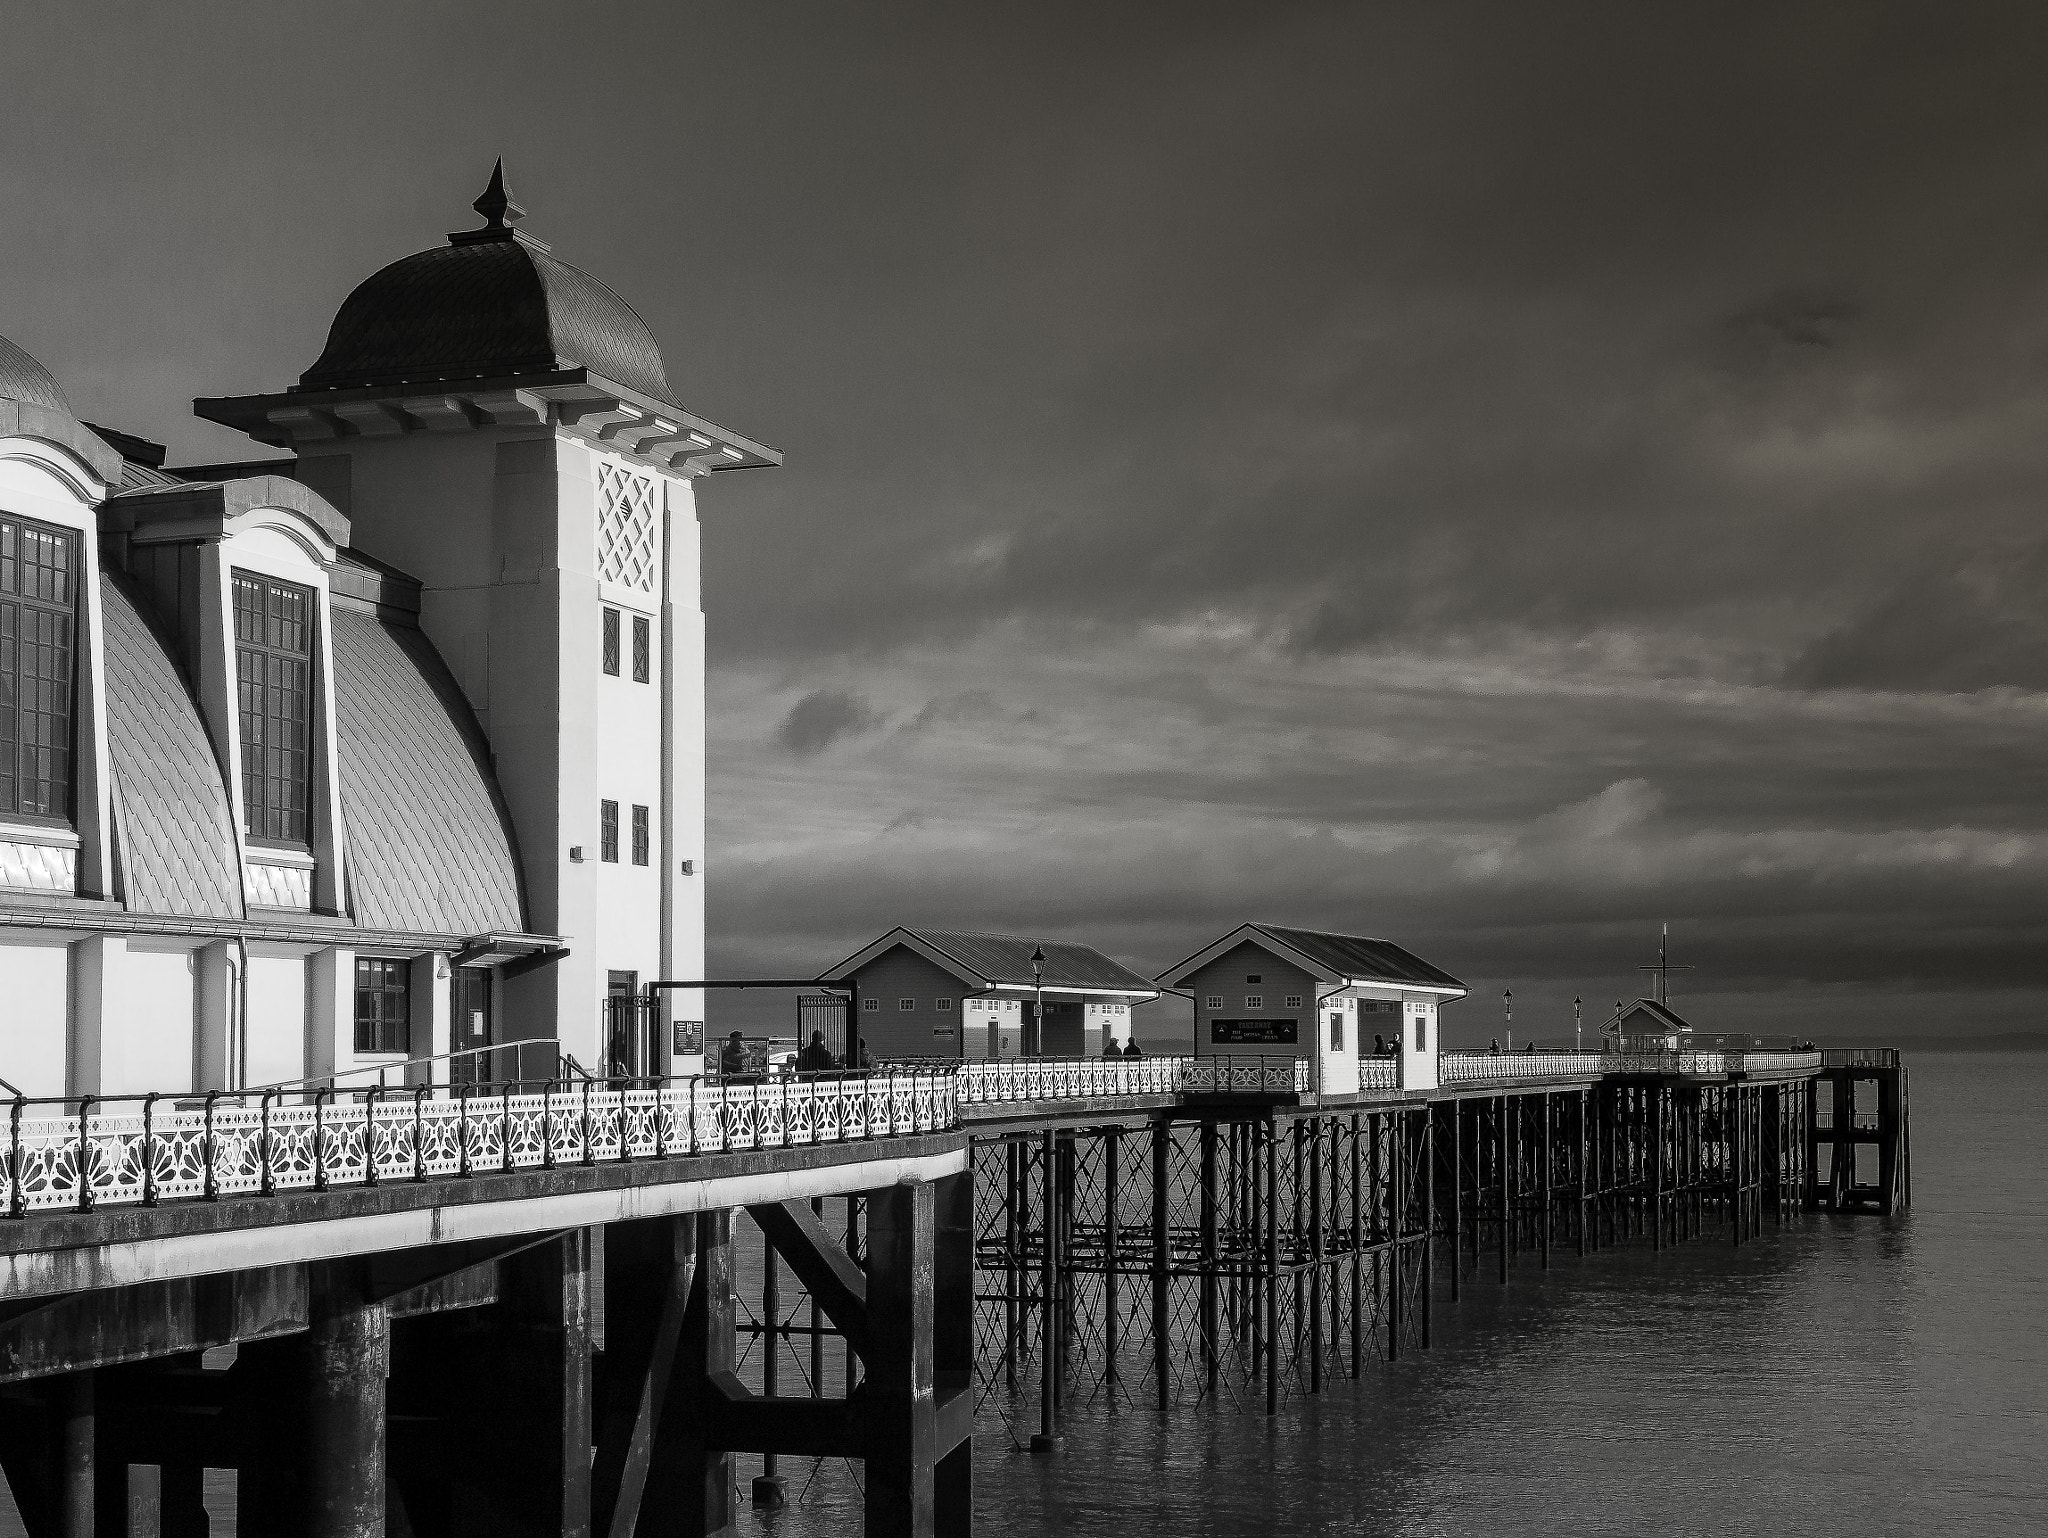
xmin=244 ymin=1037 xmax=572 ymax=1096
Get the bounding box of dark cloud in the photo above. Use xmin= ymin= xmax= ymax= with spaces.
xmin=776 ymin=690 xmax=883 ymax=756
xmin=1785 ymin=551 xmax=2048 ymax=693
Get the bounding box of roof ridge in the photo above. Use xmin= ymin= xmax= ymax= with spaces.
xmin=1253 ymin=920 xmax=1394 ymax=944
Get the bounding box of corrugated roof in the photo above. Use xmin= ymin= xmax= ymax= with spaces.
xmin=297 ymin=235 xmax=672 ymax=404
xmin=99 ymin=574 xmax=242 ymax=919
xmin=1250 ymin=925 xmax=1467 ymax=990
xmin=903 ymin=929 xmax=1157 ymax=992
xmin=329 ymin=608 xmax=524 ymax=936
xmin=114 ymin=458 xmax=184 ymax=492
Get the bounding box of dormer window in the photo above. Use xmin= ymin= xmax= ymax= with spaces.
xmin=0 ymin=515 xmax=77 ymax=822
xmin=234 ymin=573 xmax=314 ymax=844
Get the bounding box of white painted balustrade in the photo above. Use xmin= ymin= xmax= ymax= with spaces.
xmin=2 ymin=1071 xmax=958 ymax=1216
xmin=950 ymin=1055 xmax=1316 ymax=1105
xmin=1441 ymin=1051 xmax=1605 ymax=1085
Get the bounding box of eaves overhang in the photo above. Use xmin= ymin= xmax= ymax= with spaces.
xmin=105 ymin=474 xmax=351 ymax=557
xmin=194 ymin=368 xmax=781 ymax=477
xmin=1156 ymin=923 xmax=1470 ymax=999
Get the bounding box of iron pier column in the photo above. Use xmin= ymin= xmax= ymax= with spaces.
xmin=1152 ymin=1117 xmax=1172 ymax=1412
xmin=60 ymin=1369 xmax=94 ymax=1538
xmin=863 ymin=1180 xmax=940 ymax=1538
xmin=306 ymin=1261 xmax=390 ymax=1538
xmin=1032 ymin=1130 xmax=1059 ymax=1454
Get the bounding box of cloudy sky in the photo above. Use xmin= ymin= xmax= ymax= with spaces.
xmin=4 ymin=3 xmax=2044 ymax=1043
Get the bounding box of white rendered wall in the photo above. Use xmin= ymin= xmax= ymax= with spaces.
xmin=1320 ymin=996 xmax=1360 ymax=1095
xmin=98 ymin=938 xmax=199 ymax=1095
xmin=0 ymin=934 xmax=72 ymax=1094
xmin=585 ymin=449 xmax=667 ymax=1060
xmin=245 ymin=945 xmax=310 ymax=1088
xmin=663 ymin=476 xmax=706 ymax=1072
xmin=1403 ymin=996 xmax=1440 ymax=1090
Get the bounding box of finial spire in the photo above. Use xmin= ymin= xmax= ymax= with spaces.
xmin=474 ymin=159 xmax=525 ymax=230
xmin=449 ymin=159 xmax=546 ymax=249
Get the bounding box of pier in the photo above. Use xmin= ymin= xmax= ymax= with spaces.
xmin=0 ymin=1044 xmax=1905 ymax=1537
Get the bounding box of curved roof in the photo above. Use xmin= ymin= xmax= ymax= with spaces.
xmin=297 ymin=234 xmax=673 ymax=403
xmin=328 ymin=607 xmax=524 ymax=935
xmin=0 ymin=332 xmax=70 ymax=415
xmin=100 ymin=574 xmax=243 ymax=920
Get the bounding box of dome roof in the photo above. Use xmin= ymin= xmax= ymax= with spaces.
xmin=0 ymin=331 xmax=72 ymax=414
xmin=296 ymin=164 xmax=674 ymax=405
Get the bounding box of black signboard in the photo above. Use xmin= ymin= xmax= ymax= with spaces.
xmin=1211 ymin=1018 xmax=1299 ymax=1045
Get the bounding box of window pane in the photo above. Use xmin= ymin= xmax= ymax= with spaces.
xmin=632 ymin=615 xmax=650 ymax=683
xmin=631 ymin=803 xmax=649 ymax=865
xmin=0 ymin=518 xmax=77 ymax=821
xmin=602 ymin=608 xmax=620 ymax=676
xmin=353 ymin=956 xmax=411 ymax=1053
xmin=600 ymin=799 xmax=619 ymax=863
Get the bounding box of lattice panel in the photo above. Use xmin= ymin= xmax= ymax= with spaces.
xmin=596 ymin=460 xmax=660 ymax=593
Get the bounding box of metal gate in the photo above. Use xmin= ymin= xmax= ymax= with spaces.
xmin=797 ymin=993 xmax=852 ymax=1068
xmin=603 ymin=993 xmax=661 ymax=1079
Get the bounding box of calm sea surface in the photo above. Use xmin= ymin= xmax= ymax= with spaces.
xmin=745 ymin=1050 xmax=2048 ymax=1538
xmin=5 ymin=1052 xmax=2040 ymax=1536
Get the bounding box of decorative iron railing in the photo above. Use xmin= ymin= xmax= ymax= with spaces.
xmin=1602 ymin=1049 xmax=1824 ymax=1077
xmin=2 ymin=1070 xmax=958 ymax=1218
xmin=1177 ymin=1055 xmax=1312 ymax=1096
xmin=1820 ymin=1048 xmax=1899 ymax=1069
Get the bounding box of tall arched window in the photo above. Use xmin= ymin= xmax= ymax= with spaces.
xmin=233 ymin=571 xmax=313 ymax=844
xmin=0 ymin=514 xmax=78 ymax=821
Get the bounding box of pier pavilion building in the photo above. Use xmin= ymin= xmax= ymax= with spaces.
xmin=1158 ymin=923 xmax=1467 ymax=1094
xmin=1602 ymin=997 xmax=1696 ymax=1046
xmin=0 ymin=166 xmax=775 ymax=1099
xmin=819 ymin=927 xmax=1159 ymax=1060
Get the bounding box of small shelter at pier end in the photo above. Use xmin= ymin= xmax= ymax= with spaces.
xmin=819 ymin=927 xmax=1160 ymax=1060
xmin=1604 ymin=997 xmax=1695 ymax=1047
xmin=0 ymin=167 xmax=777 ymax=1099
xmin=1158 ymin=924 xmax=1467 ymax=1094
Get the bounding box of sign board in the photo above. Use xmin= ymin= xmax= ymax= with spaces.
xmin=1210 ymin=1018 xmax=1299 ymax=1045
xmin=673 ymin=1020 xmax=704 ymax=1054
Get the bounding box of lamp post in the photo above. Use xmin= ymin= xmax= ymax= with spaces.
xmin=1574 ymin=996 xmax=1582 ymax=1052
xmin=1504 ymin=989 xmax=1513 ymax=1052
xmin=1027 ymin=941 xmax=1060 ymax=1456
xmin=1031 ymin=945 xmax=1046 ymax=1059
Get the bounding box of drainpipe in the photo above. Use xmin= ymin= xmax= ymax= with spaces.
xmin=233 ymin=936 xmax=251 ymax=1091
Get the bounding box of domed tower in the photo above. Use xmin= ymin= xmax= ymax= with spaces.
xmin=197 ymin=165 xmax=778 ymax=1070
